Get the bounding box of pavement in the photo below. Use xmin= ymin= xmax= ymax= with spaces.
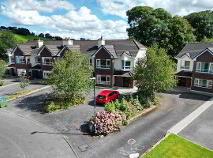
xmin=179 ymin=101 xmax=213 ymax=151
xmin=4 ymin=88 xmax=210 ymax=158
xmin=0 ymin=109 xmax=76 ymax=158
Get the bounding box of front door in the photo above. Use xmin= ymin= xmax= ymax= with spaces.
xmin=123 ymin=77 xmax=129 ymax=87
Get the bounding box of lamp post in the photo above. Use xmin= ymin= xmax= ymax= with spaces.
xmin=90 ymin=77 xmax=96 ymax=115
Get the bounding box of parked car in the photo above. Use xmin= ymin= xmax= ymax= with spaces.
xmin=96 ymin=90 xmax=120 ymax=104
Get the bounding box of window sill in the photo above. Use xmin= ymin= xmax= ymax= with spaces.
xmin=96 ymin=67 xmax=111 ymax=70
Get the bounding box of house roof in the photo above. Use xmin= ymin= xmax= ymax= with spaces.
xmin=13 ymin=39 xmax=146 ymax=57
xmin=176 ymin=70 xmax=192 ymax=77
xmin=114 ymin=71 xmax=133 ymax=77
xmin=176 ymin=42 xmax=213 ymax=59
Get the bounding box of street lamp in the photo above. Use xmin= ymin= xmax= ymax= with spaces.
xmin=90 ymin=77 xmax=96 ymax=115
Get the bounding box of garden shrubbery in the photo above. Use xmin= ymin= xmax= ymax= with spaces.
xmin=89 ymin=94 xmax=159 ymax=135
xmin=89 ymin=111 xmax=125 ymax=135
xmin=44 ymin=96 xmax=85 ymax=112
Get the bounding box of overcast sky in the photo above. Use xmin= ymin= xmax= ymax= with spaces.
xmin=0 ymin=0 xmax=213 ymax=39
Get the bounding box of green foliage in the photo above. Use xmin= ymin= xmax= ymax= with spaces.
xmin=185 ymin=10 xmax=213 ymax=41
xmin=104 ymin=102 xmax=116 ymax=112
xmin=0 ymin=32 xmax=17 ymax=59
xmin=127 ymin=6 xmax=195 ymax=57
xmin=19 ymin=75 xmax=30 ymax=90
xmin=134 ymin=45 xmax=177 ymax=104
xmin=47 ymin=51 xmax=93 ymax=100
xmin=44 ymin=96 xmax=85 ymax=112
xmin=153 ymin=96 xmax=160 ymax=105
xmin=0 ymin=60 xmax=6 ymax=80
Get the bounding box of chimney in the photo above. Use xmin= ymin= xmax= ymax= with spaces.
xmin=63 ymin=38 xmax=73 ymax=46
xmin=98 ymin=36 xmax=105 ymax=47
xmin=37 ymin=39 xmax=44 ymax=48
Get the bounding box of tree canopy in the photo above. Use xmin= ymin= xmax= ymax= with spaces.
xmin=185 ymin=10 xmax=213 ymax=41
xmin=127 ymin=6 xmax=196 ymax=57
xmin=134 ymin=45 xmax=176 ymax=103
xmin=47 ymin=51 xmax=93 ymax=99
xmin=0 ymin=32 xmax=17 ymax=59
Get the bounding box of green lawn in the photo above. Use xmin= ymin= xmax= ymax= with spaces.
xmin=142 ymin=134 xmax=213 ymax=158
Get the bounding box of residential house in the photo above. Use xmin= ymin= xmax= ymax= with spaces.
xmin=176 ymin=42 xmax=213 ymax=94
xmin=8 ymin=38 xmax=146 ymax=88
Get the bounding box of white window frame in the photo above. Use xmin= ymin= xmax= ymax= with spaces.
xmin=43 ymin=71 xmax=52 ymax=79
xmin=180 ymin=60 xmax=190 ymax=70
xmin=122 ymin=60 xmax=131 ymax=70
xmin=16 ymin=56 xmax=25 ymax=64
xmin=194 ymin=78 xmax=212 ymax=89
xmin=96 ymin=75 xmax=111 ymax=85
xmin=42 ymin=57 xmax=52 ymax=65
xmin=96 ymin=59 xmax=111 ymax=69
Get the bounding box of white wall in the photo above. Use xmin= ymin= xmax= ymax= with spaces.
xmin=114 ymin=53 xmax=135 ymax=71
xmin=177 ymin=55 xmax=194 ymax=72
xmin=134 ymin=48 xmax=147 ymax=67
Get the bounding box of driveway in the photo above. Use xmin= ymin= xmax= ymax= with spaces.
xmin=5 ymin=88 xmax=210 ymax=158
xmin=179 ymin=103 xmax=213 ymax=151
xmin=0 ymin=109 xmax=75 ymax=158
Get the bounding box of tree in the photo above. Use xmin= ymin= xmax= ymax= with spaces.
xmin=134 ymin=45 xmax=176 ymax=104
xmin=38 ymin=33 xmax=45 ymax=38
xmin=0 ymin=32 xmax=17 ymax=60
xmin=47 ymin=51 xmax=93 ymax=100
xmin=185 ymin=10 xmax=213 ymax=41
xmin=19 ymin=75 xmax=30 ymax=90
xmin=127 ymin=6 xmax=195 ymax=57
xmin=0 ymin=60 xmax=5 ymax=86
xmin=168 ymin=16 xmax=196 ymax=56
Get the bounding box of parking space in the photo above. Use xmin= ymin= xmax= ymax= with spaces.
xmin=179 ymin=104 xmax=213 ymax=150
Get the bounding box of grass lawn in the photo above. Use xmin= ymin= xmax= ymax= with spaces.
xmin=7 ymin=90 xmax=32 ymax=100
xmin=142 ymin=134 xmax=213 ymax=158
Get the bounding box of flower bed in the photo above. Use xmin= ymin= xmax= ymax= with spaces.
xmin=89 ymin=95 xmax=159 ymax=136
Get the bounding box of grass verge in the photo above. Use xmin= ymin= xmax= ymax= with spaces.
xmin=7 ymin=90 xmax=32 ymax=100
xmin=142 ymin=134 xmax=213 ymax=158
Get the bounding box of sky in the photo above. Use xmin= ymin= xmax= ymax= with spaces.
xmin=0 ymin=0 xmax=213 ymax=39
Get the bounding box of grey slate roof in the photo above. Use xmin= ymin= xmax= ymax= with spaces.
xmin=176 ymin=42 xmax=213 ymax=59
xmin=14 ymin=39 xmax=146 ymax=57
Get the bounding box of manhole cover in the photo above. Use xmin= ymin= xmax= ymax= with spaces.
xmin=78 ymin=144 xmax=89 ymax=152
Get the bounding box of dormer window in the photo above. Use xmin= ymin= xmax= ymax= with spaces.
xmin=122 ymin=60 xmax=131 ymax=70
xmin=180 ymin=60 xmax=190 ymax=69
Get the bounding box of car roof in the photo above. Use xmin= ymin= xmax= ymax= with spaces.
xmin=99 ymin=90 xmax=118 ymax=96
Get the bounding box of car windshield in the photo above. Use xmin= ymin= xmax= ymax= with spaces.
xmin=98 ymin=95 xmax=105 ymax=99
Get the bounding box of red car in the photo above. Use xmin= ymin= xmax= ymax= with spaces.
xmin=96 ymin=90 xmax=120 ymax=104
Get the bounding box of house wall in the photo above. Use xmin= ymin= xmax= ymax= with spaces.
xmin=114 ymin=54 xmax=135 ymax=71
xmin=191 ymin=50 xmax=213 ymax=93
xmin=134 ymin=49 xmax=146 ymax=67
xmin=177 ymin=55 xmax=194 ymax=72
xmin=94 ymin=47 xmax=113 ymax=87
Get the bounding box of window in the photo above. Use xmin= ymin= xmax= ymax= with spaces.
xmin=97 ymin=75 xmax=110 ymax=85
xmin=196 ymin=62 xmax=210 ymax=72
xmin=17 ymin=69 xmax=26 ymax=76
xmin=43 ymin=71 xmax=52 ymax=79
xmin=194 ymin=78 xmax=212 ymax=89
xmin=35 ymin=57 xmax=41 ymax=64
xmin=96 ymin=59 xmax=111 ymax=69
xmin=27 ymin=57 xmax=31 ymax=64
xmin=180 ymin=60 xmax=190 ymax=69
xmin=43 ymin=58 xmax=52 ymax=65
xmin=122 ymin=60 xmax=131 ymax=70
xmin=15 ymin=56 xmax=25 ymax=64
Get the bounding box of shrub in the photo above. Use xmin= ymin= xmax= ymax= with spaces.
xmin=19 ymin=75 xmax=30 ymax=90
xmin=104 ymin=102 xmax=116 ymax=112
xmin=89 ymin=111 xmax=124 ymax=135
xmin=153 ymin=96 xmax=160 ymax=105
xmin=0 ymin=80 xmax=4 ymax=86
xmin=44 ymin=101 xmax=61 ymax=112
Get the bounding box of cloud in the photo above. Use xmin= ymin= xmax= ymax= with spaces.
xmin=1 ymin=0 xmax=75 ymax=13
xmin=97 ymin=0 xmax=213 ymax=18
xmin=0 ymin=0 xmax=128 ymax=39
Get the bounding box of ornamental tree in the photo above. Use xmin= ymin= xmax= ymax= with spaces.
xmin=47 ymin=51 xmax=93 ymax=100
xmin=134 ymin=45 xmax=177 ymax=104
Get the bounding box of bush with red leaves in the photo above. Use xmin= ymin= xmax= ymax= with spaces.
xmin=89 ymin=111 xmax=125 ymax=135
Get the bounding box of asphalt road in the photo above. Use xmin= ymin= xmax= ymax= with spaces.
xmin=0 ymin=109 xmax=76 ymax=158
xmin=0 ymin=83 xmax=46 ymax=98
xmin=179 ymin=103 xmax=213 ymax=150
xmin=2 ymin=88 xmax=210 ymax=158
